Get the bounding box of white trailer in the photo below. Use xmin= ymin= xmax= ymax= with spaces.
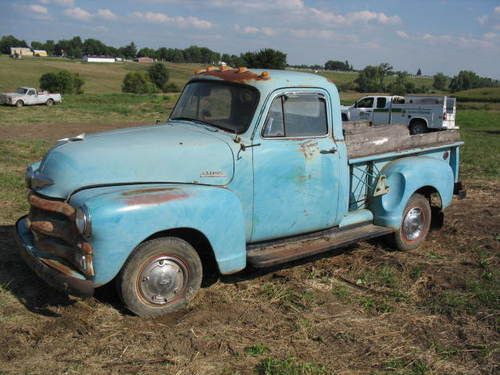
xmin=341 ymin=95 xmax=457 ymax=134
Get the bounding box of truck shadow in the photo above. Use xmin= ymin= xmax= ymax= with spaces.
xmin=0 ymin=225 xmax=75 ymax=317
xmin=218 ymin=244 xmax=359 ymax=285
xmin=0 ymin=223 xmax=364 ymax=318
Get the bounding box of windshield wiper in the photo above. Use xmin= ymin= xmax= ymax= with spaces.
xmin=170 ymin=117 xmax=219 ymax=131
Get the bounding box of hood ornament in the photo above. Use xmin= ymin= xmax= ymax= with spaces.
xmin=56 ymin=133 xmax=86 ymax=145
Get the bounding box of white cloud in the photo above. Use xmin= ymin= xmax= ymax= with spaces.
xmin=396 ymin=30 xmax=409 ymax=39
xmin=400 ymin=31 xmax=495 ymax=49
xmin=39 ymin=0 xmax=74 ymax=6
xmin=132 ymin=11 xmax=212 ymax=29
xmin=483 ymin=32 xmax=496 ymax=40
xmin=97 ymin=9 xmax=117 ymax=20
xmin=28 ymin=4 xmax=48 ymax=15
xmin=234 ymin=24 xmax=276 ymax=36
xmin=64 ymin=7 xmax=92 ymax=21
xmin=495 ymin=6 xmax=500 ymax=15
xmin=15 ymin=3 xmax=51 ymax=19
xmin=477 ymin=15 xmax=488 ymax=26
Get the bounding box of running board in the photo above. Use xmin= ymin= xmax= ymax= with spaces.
xmin=247 ymin=224 xmax=394 ymax=268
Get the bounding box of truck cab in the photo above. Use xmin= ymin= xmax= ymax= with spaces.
xmin=15 ymin=68 xmax=464 ymax=317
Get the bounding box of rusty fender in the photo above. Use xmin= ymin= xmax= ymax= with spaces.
xmin=68 ymin=183 xmax=247 ymax=286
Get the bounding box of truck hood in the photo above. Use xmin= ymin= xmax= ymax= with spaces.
xmin=34 ymin=122 xmax=235 ymax=199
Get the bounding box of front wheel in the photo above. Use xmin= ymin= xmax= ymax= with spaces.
xmin=15 ymin=100 xmax=23 ymax=108
xmin=117 ymin=237 xmax=203 ymax=318
xmin=392 ymin=193 xmax=431 ymax=251
xmin=46 ymin=99 xmax=54 ymax=106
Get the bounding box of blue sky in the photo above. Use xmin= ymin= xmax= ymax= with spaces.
xmin=1 ymin=0 xmax=500 ymax=78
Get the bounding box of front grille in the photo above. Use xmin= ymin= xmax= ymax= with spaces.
xmin=27 ymin=192 xmax=94 ymax=277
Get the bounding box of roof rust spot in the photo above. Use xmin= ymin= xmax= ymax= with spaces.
xmin=200 ymin=68 xmax=271 ymax=83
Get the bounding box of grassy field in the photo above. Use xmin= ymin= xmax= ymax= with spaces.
xmin=0 ymin=55 xmax=199 ymax=93
xmin=0 ymin=57 xmax=498 ymax=374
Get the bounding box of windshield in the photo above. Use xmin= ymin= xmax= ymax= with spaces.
xmin=16 ymin=88 xmax=28 ymax=94
xmin=170 ymin=81 xmax=260 ymax=134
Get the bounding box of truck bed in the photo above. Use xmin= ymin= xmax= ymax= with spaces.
xmin=342 ymin=121 xmax=462 ymax=212
xmin=343 ymin=121 xmax=461 ymax=159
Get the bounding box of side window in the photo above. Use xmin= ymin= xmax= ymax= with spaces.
xmin=263 ymin=97 xmax=284 ymax=137
xmin=356 ymin=97 xmax=374 ymax=108
xmin=28 ymin=90 xmax=35 ymax=96
xmin=263 ymin=94 xmax=328 ymax=138
xmin=376 ymin=97 xmax=386 ymax=109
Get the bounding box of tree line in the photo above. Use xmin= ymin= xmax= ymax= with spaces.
xmin=354 ymin=63 xmax=499 ymax=94
xmin=0 ymin=35 xmax=287 ymax=69
xmin=2 ymin=34 xmax=498 ymax=94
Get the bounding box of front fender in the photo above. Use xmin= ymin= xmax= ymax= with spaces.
xmin=70 ymin=184 xmax=246 ymax=286
xmin=370 ymin=156 xmax=454 ymax=229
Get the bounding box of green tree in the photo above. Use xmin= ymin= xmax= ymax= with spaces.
xmin=387 ymin=72 xmax=416 ymax=95
xmin=432 ymin=73 xmax=448 ymax=91
xmin=241 ymin=48 xmax=287 ymax=69
xmin=137 ymin=48 xmax=156 ymax=58
xmin=119 ymin=42 xmax=137 ymax=59
xmin=355 ymin=63 xmax=393 ymax=92
xmin=0 ymin=35 xmax=28 ymax=54
xmin=148 ymin=63 xmax=169 ymax=91
xmin=448 ymin=70 xmax=499 ymax=92
xmin=324 ymin=60 xmax=352 ymax=71
xmin=122 ymin=72 xmax=157 ymax=94
xmin=39 ymin=70 xmax=85 ymax=94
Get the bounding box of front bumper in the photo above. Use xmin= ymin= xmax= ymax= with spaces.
xmin=15 ymin=216 xmax=94 ymax=297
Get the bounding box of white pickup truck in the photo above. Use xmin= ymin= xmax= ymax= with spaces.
xmin=0 ymin=87 xmax=62 ymax=107
xmin=341 ymin=95 xmax=457 ymax=134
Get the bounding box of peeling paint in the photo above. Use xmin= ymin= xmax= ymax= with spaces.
xmin=299 ymin=140 xmax=319 ymax=160
xmin=123 ymin=188 xmax=189 ymax=206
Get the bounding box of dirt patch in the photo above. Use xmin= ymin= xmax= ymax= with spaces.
xmin=0 ymin=153 xmax=498 ymax=374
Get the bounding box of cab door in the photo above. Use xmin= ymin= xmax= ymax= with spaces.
xmin=372 ymin=97 xmax=389 ymax=123
xmin=356 ymin=96 xmax=375 ymax=121
xmin=251 ymin=90 xmax=342 ymax=242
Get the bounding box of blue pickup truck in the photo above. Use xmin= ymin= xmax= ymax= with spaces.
xmin=16 ymin=67 xmax=465 ymax=317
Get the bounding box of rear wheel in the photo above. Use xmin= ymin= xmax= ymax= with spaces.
xmin=15 ymin=100 xmax=23 ymax=108
xmin=409 ymin=120 xmax=427 ymax=135
xmin=392 ymin=193 xmax=431 ymax=251
xmin=117 ymin=237 xmax=203 ymax=318
xmin=46 ymin=99 xmax=54 ymax=106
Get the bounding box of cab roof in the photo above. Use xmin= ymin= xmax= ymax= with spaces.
xmin=190 ymin=67 xmax=335 ymax=92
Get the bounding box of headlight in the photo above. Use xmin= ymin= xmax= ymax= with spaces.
xmin=75 ymin=205 xmax=92 ymax=238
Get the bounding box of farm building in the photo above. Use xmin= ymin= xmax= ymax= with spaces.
xmin=10 ymin=47 xmax=33 ymax=57
xmin=33 ymin=50 xmax=48 ymax=57
xmin=136 ymin=57 xmax=154 ymax=63
xmin=82 ymin=55 xmax=116 ymax=63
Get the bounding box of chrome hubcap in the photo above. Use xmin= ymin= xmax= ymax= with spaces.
xmin=403 ymin=207 xmax=424 ymax=241
xmin=139 ymin=256 xmax=186 ymax=305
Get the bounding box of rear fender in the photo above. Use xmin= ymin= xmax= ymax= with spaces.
xmin=369 ymin=156 xmax=454 ymax=229
xmin=70 ymin=184 xmax=246 ymax=286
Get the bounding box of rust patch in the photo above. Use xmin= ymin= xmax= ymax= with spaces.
xmin=123 ymin=188 xmax=188 ymax=206
xmin=40 ymin=258 xmax=83 ymax=278
xmin=201 ymin=68 xmax=271 ymax=83
xmin=28 ymin=192 xmax=76 ymax=219
xmin=121 ymin=187 xmax=176 ymax=196
xmin=30 ymin=219 xmax=77 ymax=245
xmin=299 ymin=140 xmax=319 ymax=160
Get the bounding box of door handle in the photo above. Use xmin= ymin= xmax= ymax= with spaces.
xmin=320 ymin=147 xmax=337 ymax=154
